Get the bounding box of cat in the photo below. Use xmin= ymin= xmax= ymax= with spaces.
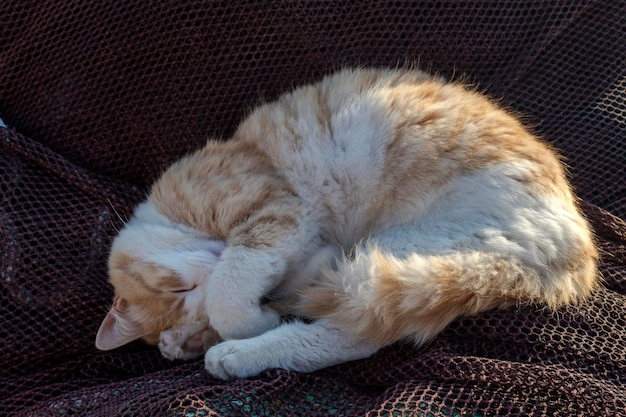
xmin=95 ymin=67 xmax=599 ymax=379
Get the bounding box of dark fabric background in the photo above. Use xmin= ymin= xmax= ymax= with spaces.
xmin=1 ymin=1 xmax=624 ymax=416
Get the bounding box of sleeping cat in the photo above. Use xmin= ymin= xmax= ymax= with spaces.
xmin=95 ymin=67 xmax=598 ymax=379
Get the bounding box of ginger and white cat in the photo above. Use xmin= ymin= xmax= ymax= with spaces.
xmin=96 ymin=68 xmax=598 ymax=379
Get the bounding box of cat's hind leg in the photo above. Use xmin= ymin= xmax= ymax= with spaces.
xmin=204 ymin=320 xmax=377 ymax=379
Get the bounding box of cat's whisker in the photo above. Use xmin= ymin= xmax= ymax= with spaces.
xmin=106 ymin=198 xmax=129 ymax=231
xmin=100 ymin=304 xmax=112 ymax=314
xmin=108 ymin=217 xmax=120 ymax=234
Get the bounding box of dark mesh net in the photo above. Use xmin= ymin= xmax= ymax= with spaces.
xmin=1 ymin=1 xmax=625 ymax=416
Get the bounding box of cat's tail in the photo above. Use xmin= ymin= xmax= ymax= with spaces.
xmin=297 ymin=244 xmax=598 ymax=347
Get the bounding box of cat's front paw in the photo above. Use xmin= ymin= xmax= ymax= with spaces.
xmin=159 ymin=323 xmax=219 ymax=361
xmin=210 ymin=305 xmax=280 ymax=340
xmin=205 ymin=339 xmax=269 ymax=380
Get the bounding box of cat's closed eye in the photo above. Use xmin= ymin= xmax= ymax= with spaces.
xmin=170 ymin=285 xmax=197 ymax=294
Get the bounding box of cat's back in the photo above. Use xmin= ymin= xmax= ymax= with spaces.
xmin=235 ymin=67 xmax=562 ymax=189
xmin=233 ymin=69 xmax=454 ymax=207
xmin=234 ymin=68 xmax=438 ymax=167
xmin=233 ymin=68 xmax=571 ymax=238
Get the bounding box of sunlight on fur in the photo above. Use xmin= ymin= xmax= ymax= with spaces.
xmin=96 ymin=67 xmax=598 ymax=380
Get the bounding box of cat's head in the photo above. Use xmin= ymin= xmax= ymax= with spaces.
xmin=95 ymin=202 xmax=225 ymax=351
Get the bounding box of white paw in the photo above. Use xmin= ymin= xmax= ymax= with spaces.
xmin=204 ymin=339 xmax=268 ymax=380
xmin=158 ymin=324 xmax=218 ymax=361
xmin=210 ymin=306 xmax=280 ymax=340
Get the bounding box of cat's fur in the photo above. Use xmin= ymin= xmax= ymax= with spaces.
xmin=96 ymin=68 xmax=598 ymax=379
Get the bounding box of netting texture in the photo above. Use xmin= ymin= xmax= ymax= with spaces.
xmin=1 ymin=1 xmax=625 ymax=416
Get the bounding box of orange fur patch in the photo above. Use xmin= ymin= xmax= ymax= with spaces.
xmin=298 ymin=250 xmax=511 ymax=346
xmin=150 ymin=139 xmax=300 ymax=245
xmin=108 ymin=252 xmax=189 ymax=344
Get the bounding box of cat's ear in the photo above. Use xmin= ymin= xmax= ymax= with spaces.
xmin=95 ymin=296 xmax=146 ymax=350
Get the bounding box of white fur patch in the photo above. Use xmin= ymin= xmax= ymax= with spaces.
xmin=204 ymin=320 xmax=377 ymax=379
